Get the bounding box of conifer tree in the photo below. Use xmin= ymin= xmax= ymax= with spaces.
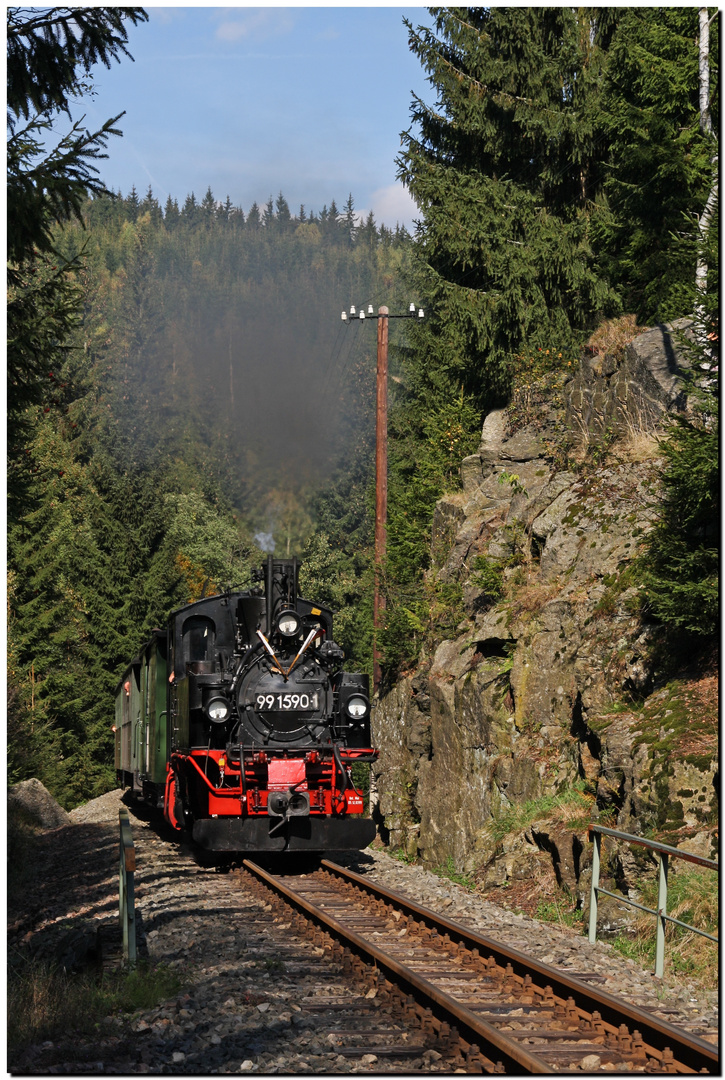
xmin=164 ymin=193 xmax=180 ymax=226
xmin=598 ymin=7 xmax=719 ymax=321
xmin=262 ymin=196 xmax=276 ymax=228
xmin=275 ymin=192 xmax=292 ymax=229
xmin=201 ymin=185 xmax=217 ymax=223
xmin=398 ymin=7 xmax=620 ymax=404
xmin=125 ymin=183 xmax=140 ymax=220
xmin=342 ymin=193 xmax=358 ymax=243
xmin=7 ymin=7 xmax=148 ymax=432
xmin=141 ymin=184 xmax=162 ymax=225
xmin=8 ymin=7 xmax=147 ymax=122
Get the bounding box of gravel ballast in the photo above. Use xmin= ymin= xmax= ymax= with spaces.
xmin=8 ymin=790 xmax=719 ymax=1074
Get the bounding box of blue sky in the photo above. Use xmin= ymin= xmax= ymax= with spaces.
xmin=75 ymin=6 xmax=432 ymax=229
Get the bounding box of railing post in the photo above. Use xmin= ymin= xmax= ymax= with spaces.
xmin=588 ymin=830 xmax=601 ymax=944
xmin=655 ymin=851 xmax=669 ymax=979
xmin=119 ymin=808 xmax=137 ymax=965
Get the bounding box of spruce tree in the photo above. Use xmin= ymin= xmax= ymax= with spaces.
xmin=598 ymin=7 xmax=719 ymax=321
xmin=8 ymin=7 xmax=147 ymax=122
xmin=7 ymin=7 xmax=148 ymax=433
xmin=275 ymin=192 xmax=292 ymax=229
xmin=397 ymin=7 xmax=620 ymax=405
xmin=201 ymin=185 xmax=217 ymax=224
xmin=7 ymin=5 xmax=151 ymax=543
xmin=164 ymin=193 xmax=180 ymax=226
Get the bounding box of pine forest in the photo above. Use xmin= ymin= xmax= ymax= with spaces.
xmin=8 ymin=7 xmax=718 ymax=810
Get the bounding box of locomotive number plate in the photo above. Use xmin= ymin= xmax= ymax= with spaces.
xmin=256 ymin=692 xmax=320 ymax=711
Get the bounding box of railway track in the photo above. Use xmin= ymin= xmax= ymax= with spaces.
xmin=241 ymin=858 xmax=719 ymax=1074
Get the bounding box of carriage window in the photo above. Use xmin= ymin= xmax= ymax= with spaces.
xmin=182 ymin=616 xmax=216 ymax=665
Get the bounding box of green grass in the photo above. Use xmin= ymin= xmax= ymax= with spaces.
xmin=7 ymin=959 xmax=182 ymax=1057
xmin=535 ymin=897 xmax=584 ymax=930
xmin=390 ymin=847 xmax=417 ymax=865
xmin=485 ymin=780 xmax=595 ymax=845
xmin=432 ymin=856 xmax=475 ymax=890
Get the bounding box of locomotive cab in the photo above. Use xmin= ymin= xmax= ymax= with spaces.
xmin=169 ymin=595 xmax=238 ymax=751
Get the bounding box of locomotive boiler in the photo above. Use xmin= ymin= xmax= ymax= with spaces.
xmin=115 ymin=557 xmax=377 ymax=853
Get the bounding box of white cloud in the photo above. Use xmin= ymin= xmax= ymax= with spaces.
xmin=214 ymin=9 xmax=294 ymax=43
xmin=365 ymin=183 xmax=420 ymax=231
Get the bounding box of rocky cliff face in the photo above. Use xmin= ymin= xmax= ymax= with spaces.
xmin=370 ymin=321 xmax=717 ymax=919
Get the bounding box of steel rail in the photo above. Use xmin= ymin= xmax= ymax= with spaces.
xmin=321 ymin=859 xmax=719 ymax=1075
xmin=243 ymin=858 xmax=552 ymax=1074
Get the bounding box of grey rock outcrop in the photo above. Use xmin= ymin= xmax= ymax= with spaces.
xmin=8 ymin=777 xmax=71 ymax=829
xmin=371 ymin=322 xmax=717 ymax=922
xmin=566 ymin=319 xmax=694 ymax=437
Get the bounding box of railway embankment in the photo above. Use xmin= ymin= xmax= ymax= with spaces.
xmin=7 ymin=786 xmax=718 ymax=1073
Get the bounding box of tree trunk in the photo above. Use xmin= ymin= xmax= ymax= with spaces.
xmin=695 ymin=8 xmax=717 ymax=331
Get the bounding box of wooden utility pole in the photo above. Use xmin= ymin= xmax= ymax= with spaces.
xmin=373 ymin=307 xmax=389 ymax=693
xmin=340 ymin=301 xmax=424 ymax=695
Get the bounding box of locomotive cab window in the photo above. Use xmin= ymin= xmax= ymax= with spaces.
xmin=182 ymin=616 xmax=216 ymax=670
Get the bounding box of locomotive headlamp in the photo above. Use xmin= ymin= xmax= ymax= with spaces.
xmin=346 ymin=695 xmax=369 ymax=720
xmin=206 ymin=697 xmax=230 ymax=723
xmin=277 ymin=610 xmax=301 ymax=638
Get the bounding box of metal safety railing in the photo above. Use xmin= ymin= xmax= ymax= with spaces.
xmin=119 ymin=807 xmax=137 ymax=964
xmin=588 ymin=824 xmax=718 ymax=978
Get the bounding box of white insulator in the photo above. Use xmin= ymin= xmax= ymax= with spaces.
xmin=350 ymin=305 xmax=356 ymax=315
xmin=359 ymin=310 xmax=365 ymax=319
xmin=409 ymin=302 xmax=415 ymax=312
xmin=367 ymin=304 xmax=374 ymax=315
xmin=341 ymin=311 xmax=347 ymax=321
xmin=418 ymin=308 xmax=425 ymax=318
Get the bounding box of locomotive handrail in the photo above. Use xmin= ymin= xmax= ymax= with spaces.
xmin=119 ymin=807 xmax=137 ymax=965
xmin=587 ymin=824 xmax=718 ymax=978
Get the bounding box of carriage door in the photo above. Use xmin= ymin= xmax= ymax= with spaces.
xmin=145 ymin=650 xmax=155 ymax=776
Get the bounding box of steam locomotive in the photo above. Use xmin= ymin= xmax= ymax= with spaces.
xmin=115 ymin=558 xmax=378 ymax=853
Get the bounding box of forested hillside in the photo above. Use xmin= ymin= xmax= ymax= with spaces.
xmin=8 ymin=183 xmax=412 ymax=802
xmin=7 ymin=7 xmax=718 ymax=810
xmin=369 ymin=8 xmax=718 ymax=945
xmin=7 ymin=10 xmax=414 ymax=802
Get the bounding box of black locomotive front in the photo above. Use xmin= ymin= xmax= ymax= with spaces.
xmin=151 ymin=556 xmax=378 ymax=852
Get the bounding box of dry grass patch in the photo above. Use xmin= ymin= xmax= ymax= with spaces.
xmin=586 ymin=314 xmax=645 ymax=358
xmin=503 ymin=581 xmax=564 ymax=623
xmin=485 ymin=859 xmax=560 ymax=918
xmin=612 ymin=430 xmax=661 ymax=464
xmin=481 ymin=781 xmax=595 ymax=848
xmin=614 ymin=864 xmax=718 ymax=988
